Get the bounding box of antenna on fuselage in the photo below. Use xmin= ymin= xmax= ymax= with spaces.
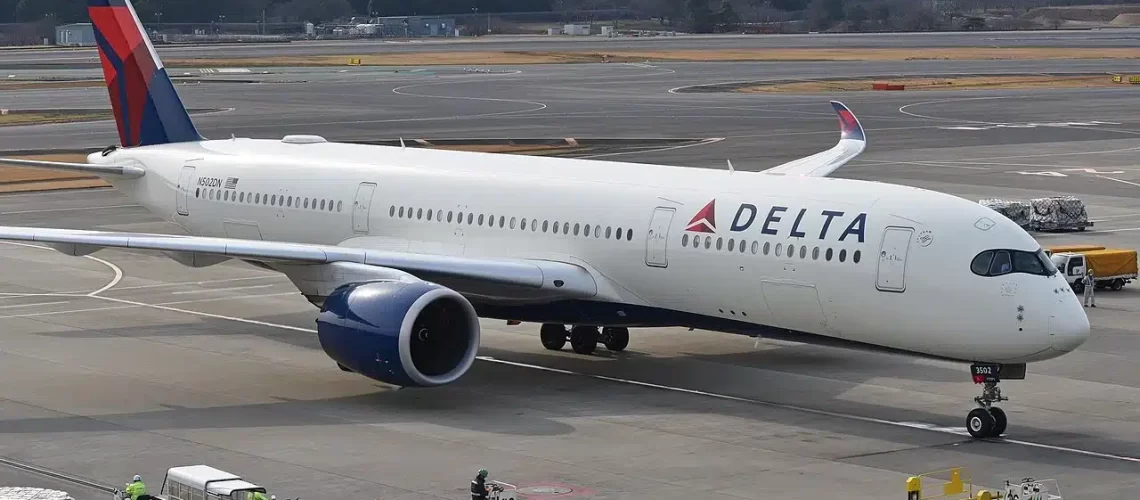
xmin=726 ymin=159 xmax=735 ymax=173
xmin=400 ymin=137 xmax=406 ymax=150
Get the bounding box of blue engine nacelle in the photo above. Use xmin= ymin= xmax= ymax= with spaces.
xmin=316 ymin=279 xmax=481 ymax=387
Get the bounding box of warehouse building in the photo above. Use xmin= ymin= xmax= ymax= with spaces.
xmin=55 ymin=23 xmax=96 ymax=46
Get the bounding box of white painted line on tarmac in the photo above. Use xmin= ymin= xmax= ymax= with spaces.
xmin=85 ymin=254 xmax=122 ymax=296
xmin=106 ymin=275 xmax=284 ymax=292
xmin=0 ymin=300 xmax=71 ymax=310
xmin=0 ymin=292 xmax=299 ymax=320
xmin=170 ymin=284 xmax=277 ymax=295
xmin=1097 ymin=175 xmax=1140 ymax=188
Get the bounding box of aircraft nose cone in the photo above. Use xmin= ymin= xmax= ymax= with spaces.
xmin=1049 ymin=303 xmax=1090 ymax=353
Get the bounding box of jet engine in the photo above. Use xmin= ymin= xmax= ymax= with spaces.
xmin=316 ymin=279 xmax=480 ymax=387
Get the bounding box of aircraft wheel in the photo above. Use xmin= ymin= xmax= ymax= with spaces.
xmin=601 ymin=327 xmax=629 ymax=352
xmin=966 ymin=408 xmax=995 ymax=439
xmin=569 ymin=325 xmax=599 ymax=355
xmin=540 ymin=324 xmax=567 ymax=351
xmin=988 ymin=407 xmax=1007 ymax=437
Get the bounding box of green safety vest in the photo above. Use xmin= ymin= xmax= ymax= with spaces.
xmin=125 ymin=481 xmax=146 ymax=500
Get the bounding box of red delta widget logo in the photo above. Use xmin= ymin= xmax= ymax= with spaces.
xmin=683 ymin=199 xmax=869 ymax=242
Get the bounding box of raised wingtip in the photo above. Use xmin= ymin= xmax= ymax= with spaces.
xmin=830 ymin=101 xmax=866 ymax=143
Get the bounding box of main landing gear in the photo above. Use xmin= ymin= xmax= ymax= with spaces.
xmin=966 ymin=362 xmax=1009 ymax=439
xmin=540 ymin=323 xmax=629 ymax=355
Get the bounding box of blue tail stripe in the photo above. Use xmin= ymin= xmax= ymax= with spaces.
xmin=141 ymin=67 xmax=204 ymax=146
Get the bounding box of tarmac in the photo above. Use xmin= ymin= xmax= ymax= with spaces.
xmin=2 ymin=27 xmax=1140 ymax=66
xmin=1 ymin=36 xmax=1140 ymax=499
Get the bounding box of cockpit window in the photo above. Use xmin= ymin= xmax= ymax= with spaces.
xmin=971 ymin=251 xmax=994 ymax=276
xmin=971 ymin=248 xmax=1058 ymax=277
xmin=1037 ymin=249 xmax=1059 ymax=275
xmin=1012 ymin=250 xmax=1044 ymax=275
xmin=989 ymin=250 xmax=1012 ymax=275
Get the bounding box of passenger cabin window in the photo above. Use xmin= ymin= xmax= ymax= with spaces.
xmin=971 ymin=248 xmax=1057 ymax=277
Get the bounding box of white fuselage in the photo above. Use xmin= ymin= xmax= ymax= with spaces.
xmin=91 ymin=138 xmax=1090 ymax=365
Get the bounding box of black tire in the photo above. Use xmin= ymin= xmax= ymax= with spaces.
xmin=540 ymin=324 xmax=567 ymax=351
xmin=967 ymin=408 xmax=995 ymax=439
xmin=1071 ymin=281 xmax=1084 ymax=294
xmin=569 ymin=325 xmax=599 ymax=355
xmin=988 ymin=407 xmax=1007 ymax=437
xmin=601 ymin=327 xmax=630 ymax=352
xmin=1112 ymin=278 xmax=1125 ymax=291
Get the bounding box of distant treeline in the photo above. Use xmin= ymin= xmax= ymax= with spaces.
xmin=3 ymin=0 xmax=1138 ymax=27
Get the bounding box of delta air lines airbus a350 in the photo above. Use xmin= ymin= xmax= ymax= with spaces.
xmin=0 ymin=0 xmax=1089 ymax=439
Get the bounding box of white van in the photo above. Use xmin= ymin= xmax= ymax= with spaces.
xmin=157 ymin=465 xmax=269 ymax=500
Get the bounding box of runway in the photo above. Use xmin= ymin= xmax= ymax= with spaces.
xmin=2 ymin=36 xmax=1140 ymax=499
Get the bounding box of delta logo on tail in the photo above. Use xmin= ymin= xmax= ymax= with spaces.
xmin=685 ymin=200 xmax=716 ymax=233
xmin=87 ymin=0 xmax=202 ymax=148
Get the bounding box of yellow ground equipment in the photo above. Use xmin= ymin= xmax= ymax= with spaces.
xmin=1043 ymin=244 xmax=1104 ymax=256
xmin=1049 ymin=248 xmax=1138 ymax=292
xmin=905 ymin=467 xmax=995 ymax=500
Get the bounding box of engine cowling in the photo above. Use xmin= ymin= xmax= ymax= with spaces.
xmin=316 ymin=279 xmax=480 ymax=387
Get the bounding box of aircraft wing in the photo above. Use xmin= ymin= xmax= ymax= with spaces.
xmin=758 ymin=101 xmax=866 ymax=178
xmin=0 ymin=157 xmax=145 ymax=178
xmin=0 ymin=226 xmax=599 ymax=299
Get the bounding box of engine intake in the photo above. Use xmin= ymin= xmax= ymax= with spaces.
xmin=316 ymin=279 xmax=480 ymax=387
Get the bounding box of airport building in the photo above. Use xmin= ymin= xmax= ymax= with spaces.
xmin=54 ymin=23 xmax=96 ymax=46
xmin=376 ymin=16 xmax=456 ymax=37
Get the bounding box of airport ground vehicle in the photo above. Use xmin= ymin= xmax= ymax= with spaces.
xmin=1043 ymin=245 xmax=1104 ymax=256
xmin=1050 ymin=248 xmax=1138 ymax=293
xmin=113 ymin=466 xmax=270 ymax=500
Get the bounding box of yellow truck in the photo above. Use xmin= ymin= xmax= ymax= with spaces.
xmin=1044 ymin=244 xmax=1104 ymax=256
xmin=1049 ymin=247 xmax=1138 ymax=292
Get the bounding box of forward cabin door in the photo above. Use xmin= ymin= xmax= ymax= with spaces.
xmin=176 ymin=166 xmax=195 ymax=216
xmin=353 ymin=182 xmax=377 ymax=234
xmin=646 ymin=207 xmax=675 ymax=268
xmin=876 ymin=226 xmax=914 ymax=292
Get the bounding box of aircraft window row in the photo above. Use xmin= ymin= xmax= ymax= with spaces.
xmin=388 ymin=205 xmax=635 ymax=241
xmin=970 ymin=248 xmax=1057 ymax=277
xmin=195 ymin=188 xmax=343 ymax=213
xmin=681 ymin=233 xmax=861 ymax=264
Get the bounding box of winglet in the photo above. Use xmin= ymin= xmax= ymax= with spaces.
xmin=87 ymin=0 xmax=203 ymax=147
xmin=831 ymin=100 xmax=865 ymax=143
xmin=757 ymin=101 xmax=867 ymax=178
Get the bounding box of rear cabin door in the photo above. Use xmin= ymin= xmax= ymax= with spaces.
xmin=176 ymin=166 xmax=196 ymax=216
xmin=353 ymin=182 xmax=377 ymax=234
xmin=876 ymin=226 xmax=914 ymax=292
xmin=646 ymin=207 xmax=675 ymax=268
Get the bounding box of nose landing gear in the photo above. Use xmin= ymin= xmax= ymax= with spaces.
xmin=966 ymin=363 xmax=1013 ymax=438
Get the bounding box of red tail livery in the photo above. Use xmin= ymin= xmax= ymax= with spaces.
xmin=88 ymin=0 xmax=202 ymax=147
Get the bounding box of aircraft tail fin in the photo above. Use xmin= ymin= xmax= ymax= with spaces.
xmin=87 ymin=0 xmax=203 ymax=148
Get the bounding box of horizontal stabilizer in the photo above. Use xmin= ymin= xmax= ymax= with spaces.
xmin=0 ymin=157 xmax=145 ymax=178
xmin=759 ymin=101 xmax=866 ymax=178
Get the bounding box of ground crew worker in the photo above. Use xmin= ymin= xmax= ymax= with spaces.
xmin=124 ymin=475 xmax=146 ymax=500
xmin=250 ymin=491 xmax=270 ymax=500
xmin=1082 ymin=268 xmax=1096 ymax=307
xmin=471 ymin=469 xmax=489 ymax=499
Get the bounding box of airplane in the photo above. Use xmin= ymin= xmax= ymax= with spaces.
xmin=0 ymin=0 xmax=1089 ymax=440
